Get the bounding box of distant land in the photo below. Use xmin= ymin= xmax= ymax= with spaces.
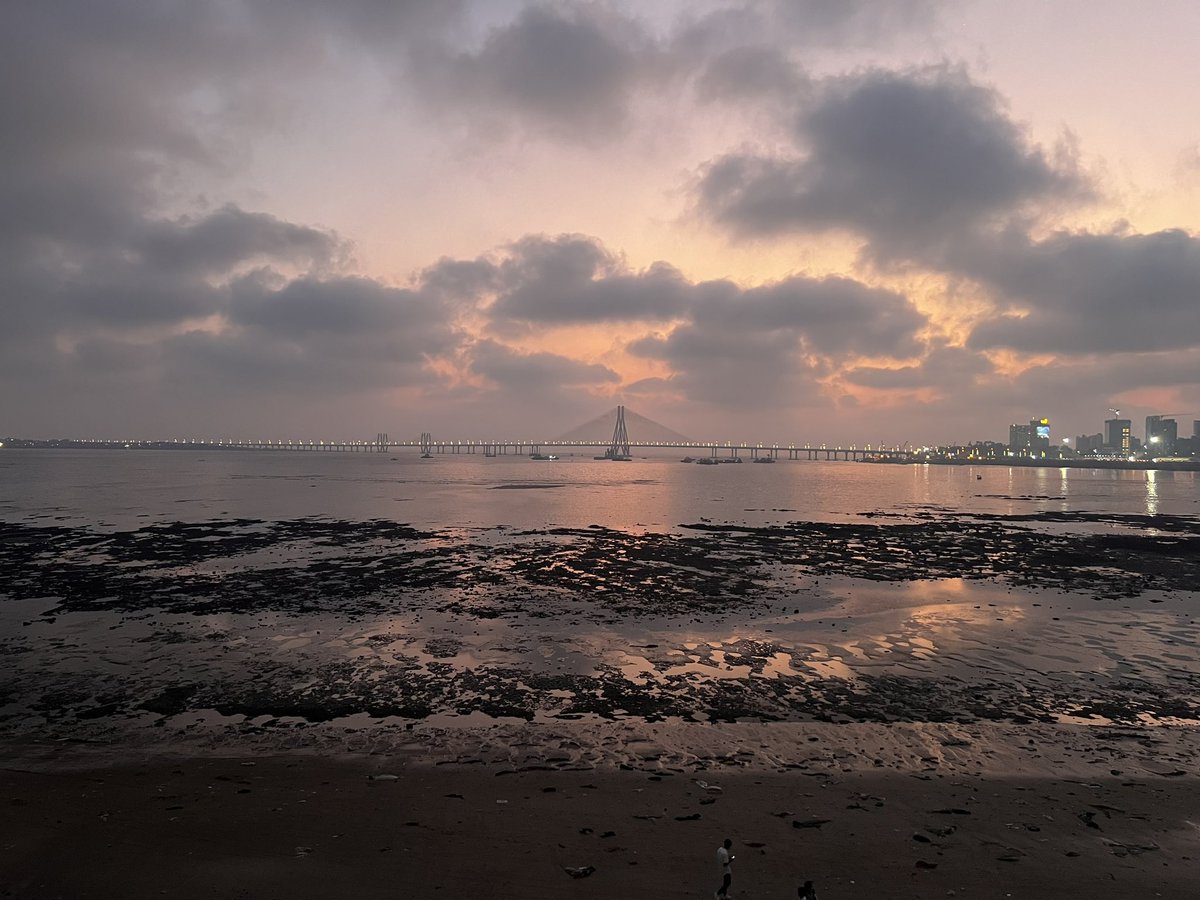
xmin=4 ymin=436 xmax=1199 ymax=472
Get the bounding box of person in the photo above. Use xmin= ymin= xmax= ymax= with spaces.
xmin=798 ymin=879 xmax=819 ymax=899
xmin=715 ymin=838 xmax=734 ymax=898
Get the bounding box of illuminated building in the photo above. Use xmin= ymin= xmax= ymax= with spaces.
xmin=1145 ymin=416 xmax=1178 ymax=454
xmin=1008 ymin=422 xmax=1032 ymax=452
xmin=1104 ymin=418 xmax=1131 ymax=453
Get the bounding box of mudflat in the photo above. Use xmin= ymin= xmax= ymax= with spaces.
xmin=2 ymin=508 xmax=1199 ymax=896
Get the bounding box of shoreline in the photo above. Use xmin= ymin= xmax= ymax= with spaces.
xmin=3 ymin=506 xmax=1199 ymax=895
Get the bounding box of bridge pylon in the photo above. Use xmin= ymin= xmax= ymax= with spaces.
xmin=604 ymin=405 xmax=632 ymax=460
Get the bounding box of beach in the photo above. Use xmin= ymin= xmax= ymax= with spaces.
xmin=4 ymin=720 xmax=1199 ymax=898
xmin=2 ymin=456 xmax=1199 ymax=897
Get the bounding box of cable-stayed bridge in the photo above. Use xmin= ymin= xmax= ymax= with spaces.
xmin=96 ymin=406 xmax=911 ymax=461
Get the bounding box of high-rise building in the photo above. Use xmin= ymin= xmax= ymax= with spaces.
xmin=1104 ymin=418 xmax=1131 ymax=453
xmin=1145 ymin=416 xmax=1178 ymax=454
xmin=1075 ymin=433 xmax=1103 ymax=454
xmin=1031 ymin=417 xmax=1050 ymax=453
xmin=1008 ymin=423 xmax=1032 ymax=452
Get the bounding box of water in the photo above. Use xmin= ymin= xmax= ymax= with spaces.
xmin=1 ymin=448 xmax=1195 ymax=530
xmin=1 ymin=449 xmax=1198 ymax=762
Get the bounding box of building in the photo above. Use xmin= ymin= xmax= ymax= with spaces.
xmin=1104 ymin=418 xmax=1131 ymax=453
xmin=1007 ymin=417 xmax=1051 ymax=457
xmin=1008 ymin=422 xmax=1032 ymax=452
xmin=1145 ymin=416 xmax=1178 ymax=454
xmin=1031 ymin=417 xmax=1051 ymax=453
xmin=1075 ymin=433 xmax=1104 ymax=454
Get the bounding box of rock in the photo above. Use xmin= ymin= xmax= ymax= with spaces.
xmin=563 ymin=865 xmax=595 ymax=879
xmin=792 ymin=818 xmax=831 ymax=829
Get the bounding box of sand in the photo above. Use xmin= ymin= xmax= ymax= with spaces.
xmin=3 ymin=510 xmax=1200 ymax=896
xmin=3 ymin=721 xmax=1199 ymax=899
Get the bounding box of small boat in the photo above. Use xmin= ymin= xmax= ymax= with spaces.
xmin=696 ymin=457 xmax=718 ymax=465
xmin=680 ymin=456 xmax=695 ymax=463
xmin=420 ymin=453 xmax=433 ymax=459
xmin=530 ymin=453 xmax=558 ymax=460
xmin=752 ymin=457 xmax=776 ymax=463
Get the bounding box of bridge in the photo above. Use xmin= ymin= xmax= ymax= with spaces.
xmin=76 ymin=408 xmax=911 ymax=461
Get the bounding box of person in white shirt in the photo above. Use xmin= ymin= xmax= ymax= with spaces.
xmin=715 ymin=837 xmax=734 ymax=898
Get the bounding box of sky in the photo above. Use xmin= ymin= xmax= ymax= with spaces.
xmin=3 ymin=0 xmax=1200 ymax=446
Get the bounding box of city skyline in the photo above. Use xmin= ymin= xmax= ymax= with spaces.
xmin=3 ymin=2 xmax=1200 ymax=445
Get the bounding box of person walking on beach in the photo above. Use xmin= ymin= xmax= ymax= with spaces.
xmin=715 ymin=837 xmax=734 ymax=898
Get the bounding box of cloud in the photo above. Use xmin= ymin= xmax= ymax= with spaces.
xmin=696 ymin=66 xmax=1088 ymax=257
xmin=414 ymin=4 xmax=660 ymax=141
xmin=488 ymin=235 xmax=690 ymax=326
xmin=468 ymin=339 xmax=620 ymax=389
xmin=844 ymin=343 xmax=994 ymax=390
xmin=629 ymin=274 xmax=927 ymax=407
xmin=959 ymin=228 xmax=1200 ymax=355
xmin=229 ymin=274 xmax=444 ymax=340
xmin=694 ymin=45 xmax=809 ymax=108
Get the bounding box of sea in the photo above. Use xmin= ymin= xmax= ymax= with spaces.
xmin=1 ymin=448 xmax=1196 ymax=530
xmin=1 ymin=449 xmax=1198 ymax=763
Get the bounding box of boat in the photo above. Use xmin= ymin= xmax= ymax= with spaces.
xmin=680 ymin=456 xmax=695 ymax=463
xmin=530 ymin=453 xmax=558 ymax=460
xmin=696 ymin=457 xmax=718 ymax=465
xmin=420 ymin=453 xmax=433 ymax=459
xmin=752 ymin=457 xmax=776 ymax=463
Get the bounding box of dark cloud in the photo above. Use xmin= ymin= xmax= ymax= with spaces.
xmin=963 ymin=228 xmax=1200 ymax=354
xmin=676 ymin=0 xmax=938 ymax=56
xmin=697 ymin=67 xmax=1088 ymax=257
xmin=752 ymin=0 xmax=938 ymax=44
xmin=844 ymin=344 xmax=994 ymax=390
xmin=419 ymin=257 xmax=500 ymax=306
xmin=2 ymin=206 xmax=340 ymax=345
xmin=629 ymin=274 xmax=927 ymax=407
xmin=229 ymin=275 xmax=444 ymax=341
xmin=404 ymin=1 xmax=941 ymax=143
xmin=694 ymin=46 xmax=809 ymax=107
xmin=468 ymin=339 xmax=620 ymax=390
xmin=489 ymin=235 xmax=690 ymax=325
xmin=1009 ymin=350 xmax=1200 ymax=403
xmin=136 ymin=206 xmax=341 ymax=278
xmin=416 ymin=5 xmax=659 ymax=141
xmin=0 ymin=1 xmax=467 ymax=434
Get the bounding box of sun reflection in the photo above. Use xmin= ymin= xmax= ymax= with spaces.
xmin=1145 ymin=470 xmax=1159 ymax=516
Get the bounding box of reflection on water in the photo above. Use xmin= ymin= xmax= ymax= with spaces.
xmin=2 ymin=449 xmax=1200 ymax=756
xmin=1 ymin=450 xmax=1197 ymax=531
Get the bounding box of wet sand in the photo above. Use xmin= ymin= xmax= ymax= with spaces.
xmin=4 ymin=722 xmax=1199 ymax=898
xmin=2 ymin=509 xmax=1199 ymax=896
